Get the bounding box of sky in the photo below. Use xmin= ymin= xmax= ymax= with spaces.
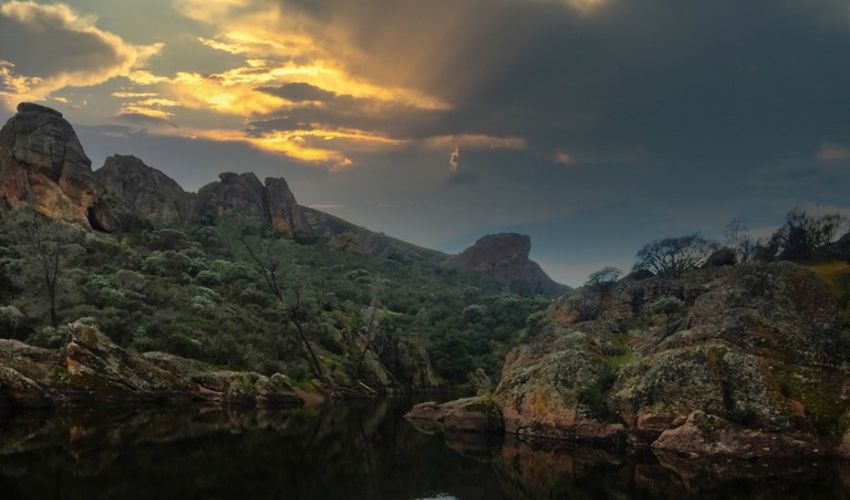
xmin=1 ymin=0 xmax=849 ymax=285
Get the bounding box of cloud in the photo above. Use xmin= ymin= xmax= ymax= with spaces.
xmin=173 ymin=0 xmax=252 ymax=23
xmin=817 ymin=142 xmax=850 ymax=161
xmin=553 ymin=151 xmax=573 ymax=165
xmin=258 ymin=82 xmax=337 ymax=102
xmin=0 ymin=1 xmax=163 ymax=108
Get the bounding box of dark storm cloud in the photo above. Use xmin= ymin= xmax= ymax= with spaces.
xmin=258 ymin=82 xmax=337 ymax=102
xmin=257 ymin=0 xmax=850 ymax=175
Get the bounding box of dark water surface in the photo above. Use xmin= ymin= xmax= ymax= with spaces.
xmin=0 ymin=397 xmax=848 ymax=499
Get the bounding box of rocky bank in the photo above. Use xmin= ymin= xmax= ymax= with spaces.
xmin=409 ymin=262 xmax=850 ymax=459
xmin=0 ymin=320 xmax=304 ymax=410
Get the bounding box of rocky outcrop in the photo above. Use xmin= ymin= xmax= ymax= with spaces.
xmin=0 ymin=321 xmax=303 ymax=410
xmin=493 ymin=321 xmax=627 ymax=444
xmin=413 ymin=262 xmax=850 ymax=459
xmin=196 ymin=172 xmax=311 ymax=235
xmin=652 ymin=411 xmax=826 ymax=460
xmin=0 ymin=103 xmax=99 ymax=226
xmin=446 ymin=233 xmax=566 ymax=296
xmin=266 ymin=177 xmax=311 ymax=234
xmin=95 ymin=155 xmax=195 ymax=225
xmin=0 ymin=104 xmax=149 ymax=232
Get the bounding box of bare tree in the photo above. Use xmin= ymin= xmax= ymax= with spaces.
xmin=355 ymin=284 xmax=384 ymax=376
xmin=222 ymin=218 xmax=326 ymax=380
xmin=723 ymin=217 xmax=756 ymax=263
xmin=20 ymin=212 xmax=68 ymax=327
xmin=634 ymin=234 xmax=717 ymax=277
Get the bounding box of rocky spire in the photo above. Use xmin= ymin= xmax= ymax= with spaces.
xmin=0 ymin=102 xmax=99 ymax=225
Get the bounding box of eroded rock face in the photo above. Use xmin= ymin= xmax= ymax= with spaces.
xmin=0 ymin=322 xmax=303 ymax=409
xmin=197 ymin=172 xmax=269 ymax=222
xmin=0 ymin=103 xmax=98 ymax=225
xmin=195 ymin=172 xmax=311 ymax=235
xmin=265 ymin=177 xmax=310 ymax=234
xmin=446 ymin=233 xmax=566 ymax=296
xmin=419 ymin=262 xmax=850 ymax=458
xmin=96 ymin=155 xmax=195 ymax=225
xmin=493 ymin=322 xmax=627 ymax=443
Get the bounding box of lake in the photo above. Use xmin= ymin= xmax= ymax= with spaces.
xmin=0 ymin=397 xmax=848 ymax=499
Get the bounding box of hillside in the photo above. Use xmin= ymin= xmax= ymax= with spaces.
xmin=0 ymin=102 xmax=566 ymax=403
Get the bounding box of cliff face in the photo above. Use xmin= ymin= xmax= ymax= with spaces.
xmin=446 ymin=233 xmax=566 ymax=296
xmin=96 ymin=155 xmax=196 ymax=225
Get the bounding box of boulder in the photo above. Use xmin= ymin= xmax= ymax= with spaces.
xmin=493 ymin=323 xmax=626 ymax=443
xmin=406 ymin=397 xmax=503 ymax=434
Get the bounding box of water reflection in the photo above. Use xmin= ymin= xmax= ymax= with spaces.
xmin=0 ymin=399 xmax=848 ymax=499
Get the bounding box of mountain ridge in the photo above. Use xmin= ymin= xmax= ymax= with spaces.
xmin=0 ymin=102 xmax=566 ymax=294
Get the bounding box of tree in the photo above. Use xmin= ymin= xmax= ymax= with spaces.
xmin=221 ymin=217 xmax=326 ymax=380
xmin=585 ymin=267 xmax=623 ymax=293
xmin=760 ymin=209 xmax=847 ymax=262
xmin=0 ymin=305 xmax=23 ymax=360
xmin=583 ymin=266 xmax=623 ymax=317
xmin=633 ymin=234 xmax=717 ymax=277
xmin=20 ymin=212 xmax=72 ymax=327
xmin=723 ymin=217 xmax=756 ymax=263
xmin=647 ymin=297 xmax=686 ymax=337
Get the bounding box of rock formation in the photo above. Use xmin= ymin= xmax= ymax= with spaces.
xmin=196 ymin=172 xmax=311 ymax=234
xmin=266 ymin=177 xmax=311 ymax=234
xmin=0 ymin=321 xmax=303 ymax=409
xmin=446 ymin=233 xmax=566 ymax=295
xmin=0 ymin=103 xmax=101 ymax=226
xmin=96 ymin=155 xmax=195 ymax=225
xmin=409 ymin=262 xmax=850 ymax=459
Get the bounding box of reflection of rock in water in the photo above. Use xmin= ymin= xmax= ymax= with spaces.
xmin=418 ymin=423 xmax=850 ymax=499
xmin=3 ymin=401 xmax=850 ymax=499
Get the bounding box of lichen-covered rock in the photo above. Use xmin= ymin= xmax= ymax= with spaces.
xmin=0 ymin=367 xmax=53 ymax=409
xmin=405 ymin=397 xmax=503 ymax=434
xmin=493 ymin=323 xmax=625 ymax=443
xmin=0 ymin=322 xmax=304 ymax=409
xmin=420 ymin=262 xmax=850 ymax=458
xmin=141 ymin=352 xmax=302 ymax=407
xmin=610 ymin=263 xmax=848 ymax=436
xmin=652 ymin=411 xmax=826 ymax=459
